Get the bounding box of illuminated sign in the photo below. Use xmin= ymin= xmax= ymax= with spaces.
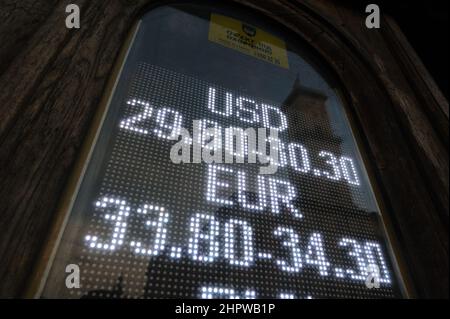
xmin=38 ymin=7 xmax=404 ymax=299
xmin=208 ymin=14 xmax=290 ymax=69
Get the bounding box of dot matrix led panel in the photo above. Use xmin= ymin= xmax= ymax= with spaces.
xmin=40 ymin=62 xmax=404 ymax=299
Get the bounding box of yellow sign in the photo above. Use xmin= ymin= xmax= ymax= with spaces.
xmin=208 ymin=13 xmax=289 ymax=69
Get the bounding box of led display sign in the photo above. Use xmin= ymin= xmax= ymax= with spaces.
xmin=38 ymin=5 xmax=404 ymax=299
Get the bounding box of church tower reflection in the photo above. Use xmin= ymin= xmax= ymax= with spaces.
xmin=280 ymin=75 xmax=363 ymax=216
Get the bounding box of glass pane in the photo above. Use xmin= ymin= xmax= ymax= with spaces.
xmin=40 ymin=3 xmax=404 ymax=299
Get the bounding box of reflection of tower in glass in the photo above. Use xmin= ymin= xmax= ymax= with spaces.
xmin=282 ymin=75 xmax=336 ymax=142
xmin=281 ymin=75 xmax=356 ymax=209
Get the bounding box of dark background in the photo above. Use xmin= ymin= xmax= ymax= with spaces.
xmin=344 ymin=0 xmax=449 ymax=99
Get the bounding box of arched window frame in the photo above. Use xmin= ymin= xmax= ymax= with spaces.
xmin=0 ymin=0 xmax=446 ymax=299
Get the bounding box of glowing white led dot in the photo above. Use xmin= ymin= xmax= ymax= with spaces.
xmin=153 ymin=107 xmax=183 ymax=140
xmin=224 ymin=219 xmax=254 ymax=267
xmin=206 ymin=164 xmax=234 ymax=206
xmin=288 ymin=143 xmax=311 ymax=173
xmin=364 ymin=242 xmax=391 ymax=284
xmin=85 ymin=196 xmax=129 ymax=251
xmin=188 ymin=213 xmax=219 ymax=263
xmin=304 ymin=233 xmax=330 ymax=276
xmin=268 ymin=178 xmax=302 ymax=218
xmin=134 ymin=204 xmax=169 ymax=256
xmin=207 ymin=87 xmax=233 ymax=116
xmin=197 ymin=119 xmax=222 ymax=151
xmin=279 ymin=293 xmax=295 ymax=299
xmin=236 ymin=96 xmax=259 ymax=123
xmin=274 ymin=227 xmax=302 ymax=272
xmin=120 ymin=100 xmax=153 ymax=134
xmin=237 ymin=171 xmax=266 ymax=211
xmin=339 ymin=156 xmax=360 ymax=186
xmin=170 ymin=246 xmax=182 ymax=259
xmin=254 ymin=134 xmax=288 ymax=167
xmin=199 ymin=287 xmax=255 ymax=299
xmin=318 ymin=151 xmax=341 ymax=181
xmin=224 ymin=127 xmax=246 ymax=163
xmin=261 ymin=103 xmax=288 ymax=131
xmin=339 ymin=238 xmax=368 ymax=281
